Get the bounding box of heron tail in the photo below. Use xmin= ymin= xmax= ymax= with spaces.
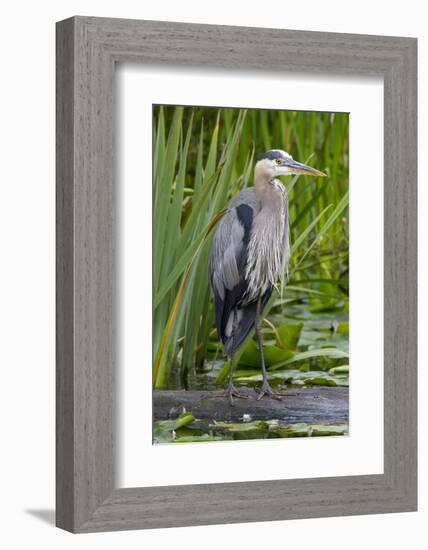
xmin=222 ymin=287 xmax=273 ymax=357
xmin=223 ymin=302 xmax=257 ymax=357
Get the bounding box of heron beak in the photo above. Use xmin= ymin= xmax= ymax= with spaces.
xmin=284 ymin=159 xmax=326 ymax=177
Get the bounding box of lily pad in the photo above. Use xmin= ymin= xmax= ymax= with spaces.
xmin=328 ymin=364 xmax=349 ymax=375
xmin=272 ymin=423 xmax=349 ymax=437
xmin=173 ymin=434 xmax=225 ymax=443
xmin=209 ymin=420 xmax=348 ymax=439
xmin=153 ymin=412 xmax=196 ymax=443
xmin=269 ymin=347 xmax=349 ymax=370
xmin=336 ymin=321 xmax=349 ymax=335
xmin=302 ymin=376 xmax=339 ymax=386
xmin=239 ymin=339 xmax=294 ymax=368
xmin=234 ymin=368 xmax=348 ymax=388
xmin=276 ymin=322 xmax=303 ymax=350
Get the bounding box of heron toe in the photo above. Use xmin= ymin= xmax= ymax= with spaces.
xmin=226 ymin=385 xmax=251 ymax=405
xmin=255 ymin=382 xmax=283 ymax=401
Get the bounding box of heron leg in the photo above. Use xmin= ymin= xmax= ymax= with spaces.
xmin=254 ymin=298 xmax=282 ymax=401
xmin=203 ymin=354 xmax=249 ymax=404
xmin=225 ymin=355 xmax=250 ymax=405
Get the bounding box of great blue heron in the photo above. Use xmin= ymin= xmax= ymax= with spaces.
xmin=209 ymin=149 xmax=325 ymax=403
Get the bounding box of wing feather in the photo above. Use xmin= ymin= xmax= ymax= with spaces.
xmin=209 ymin=191 xmax=257 ymax=347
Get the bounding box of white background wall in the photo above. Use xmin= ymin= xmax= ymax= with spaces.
xmin=0 ymin=1 xmax=424 ymax=548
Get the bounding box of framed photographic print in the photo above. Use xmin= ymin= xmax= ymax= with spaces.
xmin=56 ymin=16 xmax=417 ymax=532
xmin=149 ymin=103 xmax=350 ymax=446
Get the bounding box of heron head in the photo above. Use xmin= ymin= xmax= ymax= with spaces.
xmin=256 ymin=149 xmax=326 ymax=179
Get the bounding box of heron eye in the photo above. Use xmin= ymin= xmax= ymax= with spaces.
xmin=275 ymin=158 xmax=282 ymax=165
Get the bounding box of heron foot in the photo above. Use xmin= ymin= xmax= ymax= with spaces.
xmin=255 ymin=382 xmax=283 ymax=401
xmin=225 ymin=384 xmax=250 ymax=405
xmin=203 ymin=385 xmax=250 ymax=405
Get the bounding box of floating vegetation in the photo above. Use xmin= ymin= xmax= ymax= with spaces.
xmin=153 ymin=413 xmax=349 ymax=444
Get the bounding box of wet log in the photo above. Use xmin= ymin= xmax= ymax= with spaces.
xmin=153 ymin=387 xmax=348 ymax=424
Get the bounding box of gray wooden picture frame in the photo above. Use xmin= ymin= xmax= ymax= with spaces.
xmin=56 ymin=16 xmax=417 ymax=533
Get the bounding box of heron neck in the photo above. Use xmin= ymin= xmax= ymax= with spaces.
xmin=254 ymin=169 xmax=273 ymax=194
xmin=254 ymin=174 xmax=286 ymax=208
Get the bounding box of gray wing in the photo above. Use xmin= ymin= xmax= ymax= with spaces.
xmin=209 ymin=207 xmax=244 ymax=301
xmin=209 ymin=189 xmax=259 ymax=350
xmin=208 ymin=188 xmax=258 ymax=301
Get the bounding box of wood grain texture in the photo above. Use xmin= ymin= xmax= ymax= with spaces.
xmin=153 ymin=388 xmax=349 ymax=423
xmin=56 ymin=17 xmax=75 ymax=532
xmin=56 ymin=16 xmax=417 ymax=533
